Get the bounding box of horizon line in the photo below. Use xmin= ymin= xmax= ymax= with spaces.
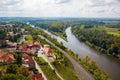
xmin=0 ymin=16 xmax=120 ymax=19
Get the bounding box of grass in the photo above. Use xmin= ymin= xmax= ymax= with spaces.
xmin=52 ymin=61 xmax=80 ymax=80
xmin=105 ymin=27 xmax=119 ymax=32
xmin=40 ymin=65 xmax=60 ymax=80
xmin=34 ymin=35 xmax=79 ymax=80
xmin=90 ymin=26 xmax=120 ymax=37
xmin=107 ymin=32 xmax=120 ymax=37
xmin=34 ymin=57 xmax=60 ymax=80
xmin=80 ymin=25 xmax=85 ymax=29
xmin=105 ymin=27 xmax=120 ymax=36
xmin=25 ymin=35 xmax=33 ymax=42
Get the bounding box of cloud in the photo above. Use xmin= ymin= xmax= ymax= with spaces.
xmin=87 ymin=0 xmax=120 ymax=7
xmin=0 ymin=0 xmax=120 ymax=18
xmin=0 ymin=0 xmax=22 ymax=7
xmin=54 ymin=0 xmax=71 ymax=4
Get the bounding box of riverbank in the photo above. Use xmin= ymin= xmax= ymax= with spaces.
xmin=24 ymin=24 xmax=80 ymax=80
xmin=71 ymin=26 xmax=120 ymax=59
xmin=39 ymin=29 xmax=111 ymax=80
xmin=41 ymin=26 xmax=120 ymax=80
xmin=29 ymin=22 xmax=120 ymax=80
xmin=38 ymin=35 xmax=95 ymax=80
xmin=65 ymin=27 xmax=120 ymax=80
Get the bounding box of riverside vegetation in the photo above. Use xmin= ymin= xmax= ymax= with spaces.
xmin=24 ymin=23 xmax=111 ymax=80
xmin=72 ymin=24 xmax=120 ymax=58
xmin=23 ymin=24 xmax=79 ymax=80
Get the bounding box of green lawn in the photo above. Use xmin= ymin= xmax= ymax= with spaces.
xmin=25 ymin=35 xmax=33 ymax=42
xmin=80 ymin=25 xmax=85 ymax=29
xmin=91 ymin=26 xmax=120 ymax=37
xmin=40 ymin=65 xmax=60 ymax=80
xmin=107 ymin=32 xmax=120 ymax=37
xmin=52 ymin=60 xmax=80 ymax=80
xmin=105 ymin=27 xmax=120 ymax=36
xmin=34 ymin=57 xmax=60 ymax=80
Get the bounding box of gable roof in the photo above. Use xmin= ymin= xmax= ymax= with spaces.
xmin=0 ymin=52 xmax=5 ymax=57
xmin=21 ymin=53 xmax=35 ymax=67
xmin=32 ymin=74 xmax=44 ymax=80
xmin=0 ymin=52 xmax=15 ymax=63
xmin=43 ymin=47 xmax=53 ymax=55
xmin=33 ymin=41 xmax=40 ymax=46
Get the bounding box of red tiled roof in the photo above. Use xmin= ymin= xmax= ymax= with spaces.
xmin=26 ymin=48 xmax=31 ymax=53
xmin=19 ymin=43 xmax=28 ymax=51
xmin=33 ymin=41 xmax=40 ymax=46
xmin=32 ymin=74 xmax=44 ymax=80
xmin=21 ymin=53 xmax=35 ymax=68
xmin=0 ymin=52 xmax=5 ymax=57
xmin=0 ymin=52 xmax=15 ymax=63
xmin=43 ymin=47 xmax=53 ymax=55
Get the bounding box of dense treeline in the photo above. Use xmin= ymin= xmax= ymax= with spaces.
xmin=0 ymin=27 xmax=7 ymax=40
xmin=33 ymin=21 xmax=69 ymax=40
xmin=72 ymin=26 xmax=120 ymax=58
xmin=35 ymin=21 xmax=68 ymax=32
xmin=106 ymin=23 xmax=120 ymax=28
xmin=0 ymin=64 xmax=31 ymax=80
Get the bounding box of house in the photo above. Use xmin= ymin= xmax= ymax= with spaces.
xmin=19 ymin=43 xmax=28 ymax=52
xmin=0 ymin=51 xmax=15 ymax=64
xmin=43 ymin=44 xmax=56 ymax=62
xmin=32 ymin=74 xmax=44 ymax=80
xmin=43 ymin=44 xmax=53 ymax=56
xmin=7 ymin=42 xmax=17 ymax=48
xmin=21 ymin=53 xmax=35 ymax=68
xmin=0 ymin=52 xmax=5 ymax=58
xmin=27 ymin=42 xmax=33 ymax=48
xmin=19 ymin=41 xmax=40 ymax=54
xmin=33 ymin=41 xmax=40 ymax=48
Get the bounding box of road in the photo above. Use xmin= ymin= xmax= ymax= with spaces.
xmin=18 ymin=35 xmax=26 ymax=44
xmin=33 ymin=57 xmax=48 ymax=80
xmin=19 ymin=35 xmax=48 ymax=80
xmin=38 ymin=35 xmax=95 ymax=80
xmin=38 ymin=48 xmax=64 ymax=80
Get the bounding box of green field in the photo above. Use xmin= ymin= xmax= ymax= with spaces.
xmin=25 ymin=35 xmax=33 ymax=42
xmin=107 ymin=32 xmax=120 ymax=37
xmin=90 ymin=26 xmax=120 ymax=37
xmin=52 ymin=61 xmax=79 ymax=80
xmin=105 ymin=27 xmax=120 ymax=36
xmin=35 ymin=57 xmax=60 ymax=80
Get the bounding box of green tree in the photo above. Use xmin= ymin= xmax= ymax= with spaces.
xmin=6 ymin=64 xmax=19 ymax=74
xmin=17 ymin=66 xmax=29 ymax=77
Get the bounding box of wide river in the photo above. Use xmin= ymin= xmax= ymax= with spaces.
xmin=44 ymin=27 xmax=120 ymax=80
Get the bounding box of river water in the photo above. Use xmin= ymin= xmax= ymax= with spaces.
xmin=65 ymin=27 xmax=120 ymax=80
xmin=44 ymin=27 xmax=120 ymax=80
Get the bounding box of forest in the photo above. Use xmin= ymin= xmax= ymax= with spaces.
xmin=72 ymin=23 xmax=120 ymax=58
xmin=30 ymin=19 xmax=120 ymax=58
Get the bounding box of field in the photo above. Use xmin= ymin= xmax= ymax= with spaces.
xmin=90 ymin=26 xmax=120 ymax=37
xmin=35 ymin=57 xmax=60 ymax=80
xmin=25 ymin=35 xmax=33 ymax=42
xmin=52 ymin=61 xmax=79 ymax=80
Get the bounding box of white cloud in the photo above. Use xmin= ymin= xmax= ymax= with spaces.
xmin=0 ymin=0 xmax=120 ymax=18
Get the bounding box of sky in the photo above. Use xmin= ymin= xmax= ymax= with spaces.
xmin=0 ymin=0 xmax=120 ymax=18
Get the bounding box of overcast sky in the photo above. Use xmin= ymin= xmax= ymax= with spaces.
xmin=0 ymin=0 xmax=120 ymax=18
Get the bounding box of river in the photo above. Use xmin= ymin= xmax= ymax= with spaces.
xmin=44 ymin=27 xmax=120 ymax=80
